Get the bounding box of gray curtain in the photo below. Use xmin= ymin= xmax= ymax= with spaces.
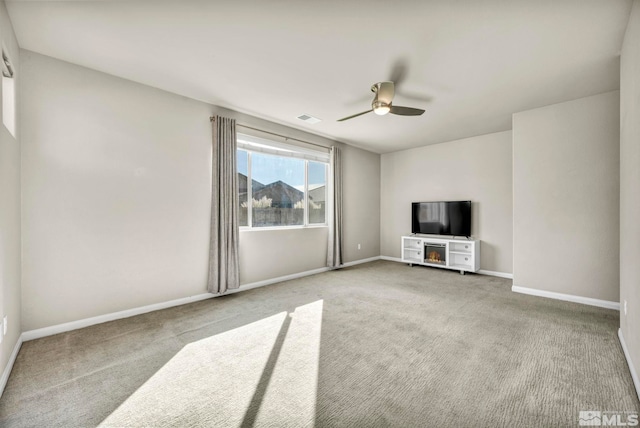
xmin=208 ymin=116 xmax=240 ymax=293
xmin=327 ymin=146 xmax=343 ymax=268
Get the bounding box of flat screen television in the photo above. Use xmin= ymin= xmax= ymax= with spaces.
xmin=411 ymin=201 xmax=471 ymax=237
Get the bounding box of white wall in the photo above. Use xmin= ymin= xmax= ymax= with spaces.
xmin=20 ymin=50 xmax=380 ymax=331
xmin=342 ymin=145 xmax=380 ymax=262
xmin=20 ymin=51 xmax=213 ymax=330
xmin=620 ymin=0 xmax=640 ymax=393
xmin=0 ymin=0 xmax=20 ymax=386
xmin=512 ymin=91 xmax=620 ymax=302
xmin=239 ymin=228 xmax=328 ymax=284
xmin=380 ymin=131 xmax=513 ymax=274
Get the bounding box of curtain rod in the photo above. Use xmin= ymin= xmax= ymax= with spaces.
xmin=209 ymin=116 xmax=330 ymax=150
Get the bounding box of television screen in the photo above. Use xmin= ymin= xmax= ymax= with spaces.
xmin=411 ymin=201 xmax=471 ymax=237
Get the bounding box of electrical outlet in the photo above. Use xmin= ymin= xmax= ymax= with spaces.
xmin=624 ymin=300 xmax=628 ymax=316
xmin=3 ymin=316 xmax=6 ymax=335
xmin=357 ymin=244 xmax=361 ymax=250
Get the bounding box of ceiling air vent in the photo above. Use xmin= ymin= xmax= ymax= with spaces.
xmin=296 ymin=114 xmax=322 ymax=124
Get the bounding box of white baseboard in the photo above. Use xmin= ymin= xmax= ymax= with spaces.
xmin=22 ymin=266 xmax=333 ymax=342
xmin=228 ymin=267 xmax=330 ymax=293
xmin=512 ymin=285 xmax=620 ymax=310
xmin=341 ymin=256 xmax=381 ymax=267
xmin=618 ymin=329 xmax=640 ymax=402
xmin=9 ymin=265 xmax=336 ymax=397
xmin=23 ymin=293 xmax=216 ymax=341
xmin=478 ymin=269 xmax=513 ymax=279
xmin=0 ymin=334 xmax=23 ymax=398
xmin=380 ymin=256 xmax=403 ymax=263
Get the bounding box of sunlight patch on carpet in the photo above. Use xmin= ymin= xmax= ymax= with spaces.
xmin=98 ymin=300 xmax=323 ymax=427
xmin=252 ymin=299 xmax=323 ymax=426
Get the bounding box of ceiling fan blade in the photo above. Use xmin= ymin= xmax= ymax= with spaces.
xmin=389 ymin=59 xmax=409 ymax=86
xmin=395 ymin=90 xmax=433 ymax=103
xmin=375 ymin=81 xmax=395 ymax=104
xmin=337 ymin=109 xmax=373 ymax=122
xmin=389 ymin=105 xmax=425 ymax=116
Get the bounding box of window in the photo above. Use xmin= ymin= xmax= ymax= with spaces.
xmin=308 ymin=160 xmax=327 ymax=225
xmin=1 ymin=50 xmax=15 ymax=138
xmin=237 ymin=134 xmax=328 ymax=228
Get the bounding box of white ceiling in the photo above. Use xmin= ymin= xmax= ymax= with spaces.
xmin=6 ymin=0 xmax=632 ymax=153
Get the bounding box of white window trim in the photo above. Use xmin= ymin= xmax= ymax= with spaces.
xmin=238 ymin=134 xmax=329 ymax=230
xmin=2 ymin=48 xmax=16 ymax=138
xmin=237 ymin=133 xmax=330 ymax=163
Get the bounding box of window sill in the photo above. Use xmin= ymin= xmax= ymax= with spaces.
xmin=240 ymin=224 xmax=328 ymax=232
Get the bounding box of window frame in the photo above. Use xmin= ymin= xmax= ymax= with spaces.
xmin=237 ymin=133 xmax=329 ymax=230
xmin=2 ymin=48 xmax=16 ymax=138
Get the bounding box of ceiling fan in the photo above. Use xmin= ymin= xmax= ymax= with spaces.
xmin=337 ymin=81 xmax=425 ymax=122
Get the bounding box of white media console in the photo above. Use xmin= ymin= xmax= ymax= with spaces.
xmin=401 ymin=235 xmax=480 ymax=274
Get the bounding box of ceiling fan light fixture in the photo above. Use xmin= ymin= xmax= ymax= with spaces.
xmin=337 ymin=80 xmax=426 ymax=122
xmin=372 ymin=101 xmax=390 ymax=116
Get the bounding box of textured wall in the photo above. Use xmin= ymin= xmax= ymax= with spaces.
xmin=0 ymin=0 xmax=21 ymax=388
xmin=20 ymin=50 xmax=380 ymax=331
xmin=341 ymin=144 xmax=380 ymax=263
xmin=380 ymin=131 xmax=513 ymax=274
xmin=620 ymin=0 xmax=640 ymax=398
xmin=512 ymin=91 xmax=620 ymax=302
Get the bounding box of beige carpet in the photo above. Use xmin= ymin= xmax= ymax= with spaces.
xmin=0 ymin=261 xmax=638 ymax=427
